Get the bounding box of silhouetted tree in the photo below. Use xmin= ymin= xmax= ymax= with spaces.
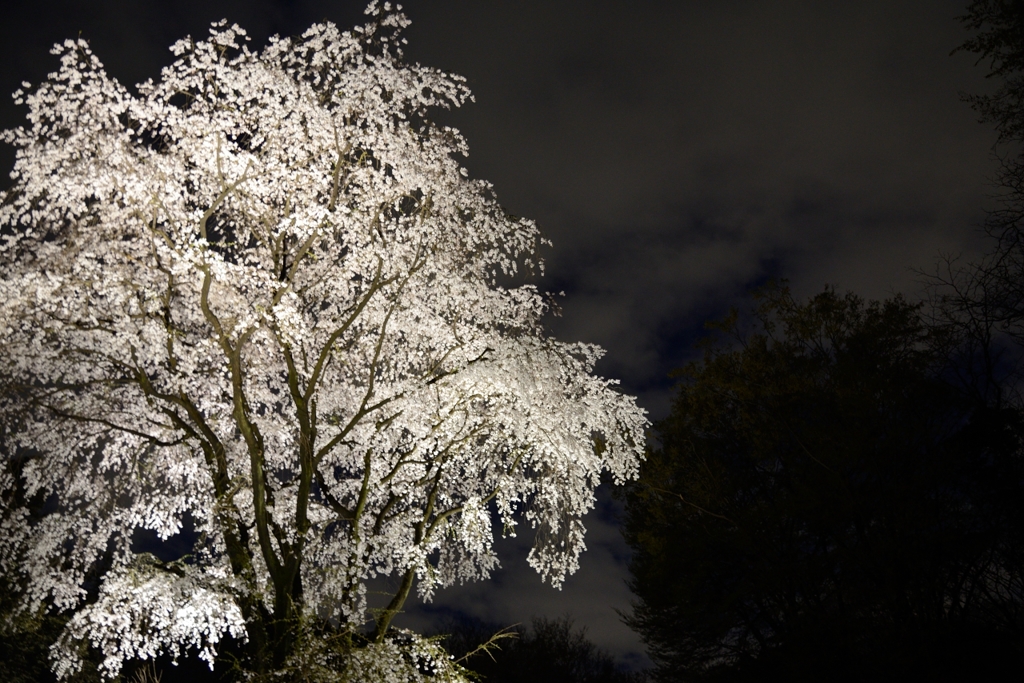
xmin=930 ymin=1 xmax=1024 ymax=402
xmin=440 ymin=616 xmax=646 ymax=683
xmin=623 ymin=285 xmax=1024 ymax=682
xmin=956 ymin=0 xmax=1024 ymax=143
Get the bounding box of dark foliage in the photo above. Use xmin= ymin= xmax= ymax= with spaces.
xmin=956 ymin=0 xmax=1024 ymax=143
xmin=622 ymin=285 xmax=1024 ymax=682
xmin=0 ymin=594 xmax=71 ymax=683
xmin=439 ymin=615 xmax=646 ymax=683
xmin=934 ymin=0 xmax=1024 ymax=389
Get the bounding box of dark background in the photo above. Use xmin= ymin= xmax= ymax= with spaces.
xmin=0 ymin=0 xmax=1001 ymax=670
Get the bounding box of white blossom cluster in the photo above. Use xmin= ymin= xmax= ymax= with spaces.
xmin=52 ymin=558 xmax=247 ymax=679
xmin=0 ymin=2 xmax=647 ymax=678
xmin=340 ymin=631 xmax=471 ymax=683
xmin=283 ymin=627 xmax=474 ymax=683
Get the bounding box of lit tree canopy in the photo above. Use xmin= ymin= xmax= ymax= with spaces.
xmin=0 ymin=3 xmax=647 ymax=679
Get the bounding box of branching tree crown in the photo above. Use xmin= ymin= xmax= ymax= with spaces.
xmin=0 ymin=3 xmax=647 ymax=679
xmin=928 ymin=1 xmax=1024 ymax=407
xmin=956 ymin=0 xmax=1024 ymax=143
xmin=623 ymin=286 xmax=1024 ymax=682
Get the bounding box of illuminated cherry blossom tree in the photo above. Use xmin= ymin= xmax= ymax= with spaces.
xmin=0 ymin=2 xmax=646 ymax=680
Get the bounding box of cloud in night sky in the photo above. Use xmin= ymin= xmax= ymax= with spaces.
xmin=0 ymin=0 xmax=1004 ymax=668
xmin=400 ymin=0 xmax=999 ymax=413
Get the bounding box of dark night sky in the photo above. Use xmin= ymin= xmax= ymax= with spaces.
xmin=0 ymin=0 xmax=1003 ymax=670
